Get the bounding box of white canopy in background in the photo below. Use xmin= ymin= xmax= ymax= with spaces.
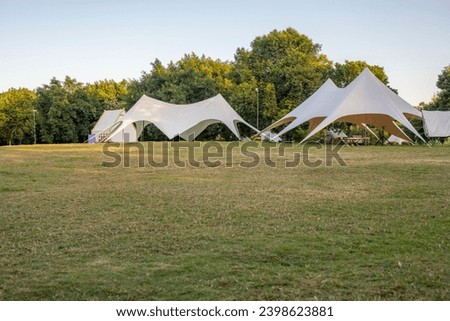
xmin=422 ymin=110 xmax=450 ymax=137
xmin=91 ymin=109 xmax=137 ymax=143
xmin=107 ymin=94 xmax=257 ymax=141
xmin=263 ymin=68 xmax=425 ymax=144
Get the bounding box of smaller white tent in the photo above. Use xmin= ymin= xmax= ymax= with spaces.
xmin=422 ymin=110 xmax=450 ymax=137
xmin=91 ymin=110 xmax=137 ymax=143
xmin=107 ymin=94 xmax=257 ymax=141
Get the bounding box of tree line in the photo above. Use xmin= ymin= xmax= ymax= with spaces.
xmin=0 ymin=27 xmax=448 ymax=145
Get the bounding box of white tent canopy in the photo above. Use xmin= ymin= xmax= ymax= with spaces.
xmin=263 ymin=68 xmax=425 ymax=143
xmin=422 ymin=110 xmax=450 ymax=137
xmin=107 ymin=94 xmax=257 ymax=141
xmin=91 ymin=109 xmax=137 ymax=143
xmin=301 ymin=68 xmax=425 ymax=143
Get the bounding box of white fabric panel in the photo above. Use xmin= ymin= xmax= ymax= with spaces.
xmin=422 ymin=110 xmax=450 ymax=137
xmin=108 ymin=94 xmax=257 ymax=141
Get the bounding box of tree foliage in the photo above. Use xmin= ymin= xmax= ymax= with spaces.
xmin=86 ymin=79 xmax=128 ymax=113
xmin=231 ymin=28 xmax=333 ymax=128
xmin=331 ymin=60 xmax=389 ymax=88
xmin=0 ymin=88 xmax=36 ymax=145
xmin=425 ymin=65 xmax=450 ymax=111
xmin=129 ymin=54 xmax=232 ymax=105
xmin=35 ymin=77 xmax=120 ymax=143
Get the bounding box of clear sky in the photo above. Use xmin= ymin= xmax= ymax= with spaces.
xmin=1 ymin=0 xmax=449 ymax=106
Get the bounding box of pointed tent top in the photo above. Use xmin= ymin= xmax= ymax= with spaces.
xmin=257 ymin=78 xmax=341 ymax=137
xmin=322 ymin=78 xmax=339 ymax=87
xmin=287 ymin=78 xmax=340 ymax=116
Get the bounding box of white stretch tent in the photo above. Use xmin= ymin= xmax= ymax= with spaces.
xmin=300 ymin=68 xmax=425 ymax=143
xmin=263 ymin=68 xmax=425 ymax=143
xmin=106 ymin=94 xmax=257 ymax=141
xmin=91 ymin=109 xmax=137 ymax=143
xmin=422 ymin=110 xmax=450 ymax=137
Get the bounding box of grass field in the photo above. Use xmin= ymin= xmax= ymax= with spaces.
xmin=0 ymin=142 xmax=449 ymax=300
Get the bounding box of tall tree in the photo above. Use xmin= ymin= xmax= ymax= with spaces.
xmin=425 ymin=65 xmax=450 ymax=111
xmin=86 ymin=79 xmax=128 ymax=113
xmin=35 ymin=77 xmax=98 ymax=143
xmin=0 ymin=88 xmax=36 ymax=145
xmin=130 ymin=54 xmax=232 ymax=105
xmin=331 ymin=60 xmax=390 ymax=88
xmin=36 ymin=78 xmax=70 ymax=143
xmin=231 ymin=28 xmax=333 ymax=128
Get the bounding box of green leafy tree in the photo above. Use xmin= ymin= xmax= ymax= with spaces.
xmin=227 ymin=80 xmax=258 ymax=135
xmin=36 ymin=78 xmax=70 ymax=143
xmin=331 ymin=60 xmax=391 ymax=88
xmin=261 ymin=83 xmax=278 ymax=125
xmin=0 ymin=88 xmax=36 ymax=145
xmin=68 ymin=89 xmax=98 ymax=142
xmin=231 ymin=27 xmax=333 ymax=128
xmin=130 ymin=54 xmax=232 ymax=105
xmin=86 ymin=79 xmax=128 ymax=112
xmin=35 ymin=77 xmax=98 ymax=143
xmin=425 ymin=65 xmax=450 ymax=111
xmin=0 ymin=102 xmax=6 ymax=128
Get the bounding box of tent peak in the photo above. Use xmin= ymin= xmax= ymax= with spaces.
xmin=324 ymin=78 xmax=338 ymax=86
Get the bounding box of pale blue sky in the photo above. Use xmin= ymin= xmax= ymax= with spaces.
xmin=1 ymin=0 xmax=449 ymax=105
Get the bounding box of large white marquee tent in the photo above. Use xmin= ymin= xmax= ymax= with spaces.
xmin=263 ymin=68 xmax=426 ymax=144
xmin=106 ymin=94 xmax=257 ymax=141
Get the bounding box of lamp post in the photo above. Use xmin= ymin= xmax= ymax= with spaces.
xmin=32 ymin=109 xmax=37 ymax=144
xmin=255 ymin=87 xmax=259 ymax=130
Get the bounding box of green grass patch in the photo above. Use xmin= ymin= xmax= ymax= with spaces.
xmin=0 ymin=143 xmax=449 ymax=300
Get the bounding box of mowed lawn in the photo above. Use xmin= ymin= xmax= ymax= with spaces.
xmin=0 ymin=142 xmax=449 ymax=300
